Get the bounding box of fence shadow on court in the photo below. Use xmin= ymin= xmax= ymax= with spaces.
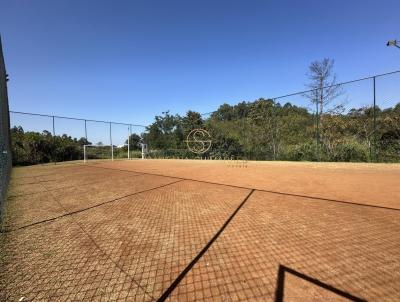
xmin=274 ymin=264 xmax=367 ymax=302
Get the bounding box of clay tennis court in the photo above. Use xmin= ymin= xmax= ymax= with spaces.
xmin=1 ymin=159 xmax=400 ymax=301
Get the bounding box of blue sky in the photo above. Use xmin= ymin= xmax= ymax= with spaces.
xmin=1 ymin=0 xmax=399 ymax=142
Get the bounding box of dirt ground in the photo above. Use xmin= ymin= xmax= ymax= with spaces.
xmin=1 ymin=159 xmax=399 ymax=301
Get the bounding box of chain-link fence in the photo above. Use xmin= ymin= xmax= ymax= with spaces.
xmin=276 ymin=71 xmax=400 ymax=162
xmin=0 ymin=37 xmax=11 ymax=218
xmin=139 ymin=71 xmax=399 ymax=162
xmin=7 ymin=70 xmax=400 ymax=165
xmin=191 ymin=71 xmax=399 ymax=162
xmin=9 ymin=111 xmax=148 ymax=165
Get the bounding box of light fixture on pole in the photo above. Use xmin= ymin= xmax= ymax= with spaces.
xmin=387 ymin=40 xmax=400 ymax=49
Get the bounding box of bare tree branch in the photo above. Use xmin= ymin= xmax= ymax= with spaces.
xmin=303 ymin=58 xmax=344 ymax=116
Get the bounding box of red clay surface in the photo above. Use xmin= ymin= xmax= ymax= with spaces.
xmin=1 ymin=159 xmax=400 ymax=301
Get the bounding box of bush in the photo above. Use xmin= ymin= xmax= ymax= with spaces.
xmin=331 ymin=141 xmax=369 ymax=162
xmin=282 ymin=142 xmax=318 ymax=161
xmin=377 ymin=139 xmax=400 ymax=162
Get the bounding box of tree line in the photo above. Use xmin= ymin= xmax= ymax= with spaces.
xmin=10 ymin=126 xmax=144 ymax=165
xmin=10 ymin=100 xmax=400 ymax=165
xmin=11 ymin=127 xmax=89 ymax=165
xmin=142 ymin=101 xmax=400 ymax=162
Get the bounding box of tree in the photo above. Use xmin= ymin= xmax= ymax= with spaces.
xmin=248 ymin=99 xmax=277 ymax=159
xmin=77 ymin=137 xmax=91 ymax=146
xmin=305 ymin=58 xmax=343 ymax=118
xmin=348 ymin=106 xmax=375 ymax=149
xmin=125 ymin=133 xmax=141 ymax=150
xmin=211 ymin=103 xmax=235 ymax=121
xmin=182 ymin=111 xmax=204 ymax=133
xmin=143 ymin=111 xmax=182 ymax=150
xmin=304 ymin=58 xmax=344 ymax=158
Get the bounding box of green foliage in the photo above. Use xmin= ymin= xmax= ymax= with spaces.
xmin=11 ymin=126 xmax=89 ymax=165
xmin=125 ymin=133 xmax=142 ymax=150
xmin=143 ymin=111 xmax=184 ymax=151
xmin=331 ymin=140 xmax=369 ymax=162
xmin=283 ymin=142 xmax=318 ymax=161
xmin=10 ymin=100 xmax=400 ymax=165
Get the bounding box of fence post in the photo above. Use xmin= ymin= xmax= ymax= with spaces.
xmin=373 ymin=76 xmax=377 ymax=162
xmin=84 ymin=119 xmax=87 ymax=140
xmin=52 ymin=116 xmax=56 ymax=164
xmin=272 ymin=98 xmax=277 ymax=161
xmin=128 ymin=125 xmax=131 ymax=160
xmin=83 ymin=145 xmax=86 ymax=164
xmin=315 ymin=96 xmax=320 ymax=162
xmin=242 ymin=116 xmax=246 ymax=160
xmin=52 ymin=116 xmax=55 ymax=136
xmin=110 ymin=122 xmax=113 ymax=161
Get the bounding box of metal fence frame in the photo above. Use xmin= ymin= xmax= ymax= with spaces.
xmin=9 ymin=110 xmax=147 ymax=163
xmin=0 ymin=36 xmax=11 ymax=219
xmin=8 ymin=69 xmax=400 ymax=164
xmin=268 ymin=70 xmax=400 ymax=162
